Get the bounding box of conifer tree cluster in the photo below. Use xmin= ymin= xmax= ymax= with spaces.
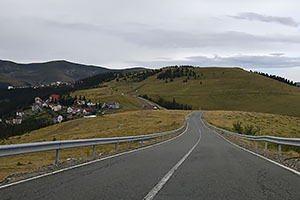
xmin=140 ymin=94 xmax=192 ymax=110
xmin=252 ymin=71 xmax=297 ymax=87
xmin=157 ymin=66 xmax=198 ymax=83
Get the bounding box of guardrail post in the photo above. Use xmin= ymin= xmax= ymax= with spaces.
xmin=264 ymin=142 xmax=268 ymax=152
xmin=142 ymin=140 xmax=144 ymax=146
xmin=115 ymin=143 xmax=118 ymax=152
xmin=255 ymin=142 xmax=258 ymax=150
xmin=92 ymin=145 xmax=96 ymax=157
xmin=248 ymin=140 xmax=250 ymax=146
xmin=55 ymin=149 xmax=60 ymax=164
xmin=278 ymin=144 xmax=282 ymax=155
xmin=130 ymin=140 xmax=133 ymax=149
xmin=149 ymin=138 xmax=151 ymax=144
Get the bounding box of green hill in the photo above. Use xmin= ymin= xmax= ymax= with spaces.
xmin=106 ymin=66 xmax=300 ymax=117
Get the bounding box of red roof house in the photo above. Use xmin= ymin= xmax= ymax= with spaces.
xmin=50 ymin=94 xmax=60 ymax=102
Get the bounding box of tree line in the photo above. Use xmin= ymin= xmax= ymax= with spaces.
xmin=140 ymin=94 xmax=192 ymax=110
xmin=252 ymin=71 xmax=297 ymax=87
xmin=117 ymin=69 xmax=162 ymax=82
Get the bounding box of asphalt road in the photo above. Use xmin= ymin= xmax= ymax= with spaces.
xmin=0 ymin=112 xmax=299 ymax=200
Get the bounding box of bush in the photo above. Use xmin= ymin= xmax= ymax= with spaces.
xmin=233 ymin=121 xmax=243 ymax=134
xmin=244 ymin=125 xmax=260 ymax=135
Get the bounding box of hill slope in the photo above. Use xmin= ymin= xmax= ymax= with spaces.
xmin=0 ymin=59 xmax=145 ymax=88
xmin=106 ymin=66 xmax=300 ymax=117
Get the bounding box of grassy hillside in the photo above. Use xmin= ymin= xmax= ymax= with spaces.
xmin=0 ymin=110 xmax=189 ymax=182
xmin=106 ymin=67 xmax=300 ymax=117
xmin=70 ymin=87 xmax=143 ymax=112
xmin=203 ymin=111 xmax=300 ymax=138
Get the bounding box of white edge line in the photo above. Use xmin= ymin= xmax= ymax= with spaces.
xmin=201 ymin=117 xmax=300 ymax=176
xmin=143 ymin=121 xmax=202 ymax=200
xmin=0 ymin=121 xmax=190 ymax=190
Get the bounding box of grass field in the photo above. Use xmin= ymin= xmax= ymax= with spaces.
xmin=70 ymin=87 xmax=143 ymax=112
xmin=106 ymin=67 xmax=300 ymax=117
xmin=203 ymin=111 xmax=300 ymax=155
xmin=203 ymin=111 xmax=300 ymax=138
xmin=0 ymin=110 xmax=190 ymax=182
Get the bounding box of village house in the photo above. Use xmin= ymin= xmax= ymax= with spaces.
xmin=75 ymin=99 xmax=86 ymax=105
xmin=49 ymin=104 xmax=62 ymax=112
xmin=87 ymin=102 xmax=96 ymax=107
xmin=16 ymin=110 xmax=25 ymax=118
xmin=42 ymin=102 xmax=49 ymax=108
xmin=49 ymin=94 xmax=60 ymax=103
xmin=35 ymin=97 xmax=43 ymax=106
xmin=32 ymin=103 xmax=43 ymax=112
xmin=53 ymin=115 xmax=63 ymax=123
xmin=72 ymin=107 xmax=82 ymax=115
xmin=83 ymin=108 xmax=95 ymax=115
xmin=54 ymin=105 xmax=62 ymax=112
xmin=12 ymin=117 xmax=22 ymax=125
xmin=67 ymin=107 xmax=73 ymax=114
xmin=100 ymin=102 xmax=107 ymax=109
xmin=107 ymin=101 xmax=121 ymax=109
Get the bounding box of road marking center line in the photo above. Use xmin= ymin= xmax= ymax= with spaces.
xmin=0 ymin=121 xmax=190 ymax=190
xmin=200 ymin=116 xmax=300 ymax=176
xmin=143 ymin=118 xmax=202 ymax=200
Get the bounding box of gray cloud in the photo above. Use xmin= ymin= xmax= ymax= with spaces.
xmin=130 ymin=54 xmax=300 ymax=69
xmin=230 ymin=12 xmax=299 ymax=27
xmin=45 ymin=19 xmax=300 ymax=50
xmin=270 ymin=53 xmax=285 ymax=56
xmin=1 ymin=0 xmax=300 ymax=82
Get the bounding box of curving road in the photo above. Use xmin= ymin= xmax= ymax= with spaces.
xmin=0 ymin=112 xmax=299 ymax=199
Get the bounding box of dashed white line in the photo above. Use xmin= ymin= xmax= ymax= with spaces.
xmin=143 ymin=122 xmax=202 ymax=200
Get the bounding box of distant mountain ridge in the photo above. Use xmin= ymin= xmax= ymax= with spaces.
xmin=0 ymin=59 xmax=145 ymax=88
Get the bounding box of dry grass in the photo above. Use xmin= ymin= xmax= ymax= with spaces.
xmin=203 ymin=111 xmax=300 ymax=138
xmin=203 ymin=111 xmax=300 ymax=155
xmin=0 ymin=110 xmax=190 ymax=181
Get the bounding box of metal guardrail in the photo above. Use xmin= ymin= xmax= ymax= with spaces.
xmin=0 ymin=116 xmax=190 ymax=164
xmin=204 ymin=120 xmax=300 ymax=154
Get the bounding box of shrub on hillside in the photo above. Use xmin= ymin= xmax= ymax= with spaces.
xmin=232 ymin=121 xmax=243 ymax=134
xmin=244 ymin=124 xmax=260 ymax=135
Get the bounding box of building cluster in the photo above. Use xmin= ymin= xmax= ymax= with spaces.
xmin=7 ymin=81 xmax=74 ymax=90
xmin=0 ymin=94 xmax=121 ymax=125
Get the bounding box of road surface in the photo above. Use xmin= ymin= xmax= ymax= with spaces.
xmin=0 ymin=112 xmax=299 ymax=199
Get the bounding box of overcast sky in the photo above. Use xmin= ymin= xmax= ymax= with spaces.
xmin=1 ymin=0 xmax=300 ymax=81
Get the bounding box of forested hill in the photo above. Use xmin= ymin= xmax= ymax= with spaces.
xmin=0 ymin=59 xmax=145 ymax=88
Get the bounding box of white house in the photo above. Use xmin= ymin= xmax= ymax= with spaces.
xmin=101 ymin=103 xmax=107 ymax=109
xmin=16 ymin=110 xmax=25 ymax=118
xmin=12 ymin=118 xmax=22 ymax=125
xmin=107 ymin=101 xmax=120 ymax=109
xmin=87 ymin=102 xmax=96 ymax=107
xmin=67 ymin=107 xmax=73 ymax=113
xmin=53 ymin=105 xmax=62 ymax=112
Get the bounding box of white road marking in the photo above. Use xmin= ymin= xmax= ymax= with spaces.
xmin=0 ymin=121 xmax=190 ymax=190
xmin=143 ymin=120 xmax=202 ymax=200
xmin=201 ymin=117 xmax=300 ymax=176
